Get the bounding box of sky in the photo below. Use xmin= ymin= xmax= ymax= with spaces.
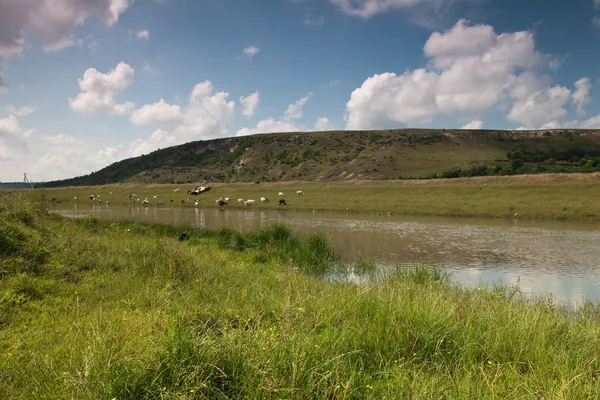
xmin=0 ymin=0 xmax=599 ymax=182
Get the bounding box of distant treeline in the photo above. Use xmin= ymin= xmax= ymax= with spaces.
xmin=434 ymin=148 xmax=600 ymax=179
xmin=0 ymin=182 xmax=36 ymax=189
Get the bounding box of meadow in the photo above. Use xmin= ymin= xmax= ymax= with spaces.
xmin=2 ymin=192 xmax=600 ymax=398
xmin=29 ymin=172 xmax=600 ymax=221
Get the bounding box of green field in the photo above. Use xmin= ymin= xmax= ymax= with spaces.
xmin=27 ymin=173 xmax=600 ymax=221
xmin=2 ymin=192 xmax=600 ymax=398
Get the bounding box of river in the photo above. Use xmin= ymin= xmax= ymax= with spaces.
xmin=52 ymin=203 xmax=600 ymax=307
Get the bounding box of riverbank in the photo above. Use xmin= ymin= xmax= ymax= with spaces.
xmin=2 ymin=192 xmax=600 ymax=398
xmin=20 ymin=173 xmax=600 ymax=221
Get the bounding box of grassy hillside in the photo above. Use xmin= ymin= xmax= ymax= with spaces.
xmin=39 ymin=128 xmax=600 ymax=187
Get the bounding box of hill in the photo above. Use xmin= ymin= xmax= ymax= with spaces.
xmin=39 ymin=128 xmax=600 ymax=187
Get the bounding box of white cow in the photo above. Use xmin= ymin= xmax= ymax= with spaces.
xmin=237 ymin=198 xmax=244 ymax=203
xmin=244 ymin=199 xmax=256 ymax=206
xmin=224 ymin=197 xmax=231 ymax=203
xmin=296 ymin=190 xmax=304 ymax=196
xmin=278 ymin=192 xmax=285 ymax=197
xmin=174 ymin=188 xmax=180 ymax=192
xmin=260 ymin=197 xmax=269 ymax=203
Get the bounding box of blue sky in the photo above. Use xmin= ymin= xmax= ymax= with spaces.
xmin=0 ymin=0 xmax=599 ymax=181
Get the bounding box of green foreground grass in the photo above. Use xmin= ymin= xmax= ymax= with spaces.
xmin=2 ymin=193 xmax=600 ymax=399
xmin=25 ymin=172 xmax=600 ymax=221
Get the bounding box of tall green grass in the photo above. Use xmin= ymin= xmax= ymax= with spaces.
xmin=2 ymin=192 xmax=600 ymax=398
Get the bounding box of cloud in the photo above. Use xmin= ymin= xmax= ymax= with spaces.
xmin=303 ymin=16 xmax=325 ymax=26
xmin=283 ymin=93 xmax=312 ymax=121
xmin=142 ymin=62 xmax=158 ymax=74
xmin=507 ymin=85 xmax=571 ymax=128
xmin=134 ymin=29 xmax=149 ymax=39
xmin=130 ymin=99 xmax=182 ymax=126
xmin=579 ymin=114 xmax=600 ymax=129
xmin=345 ymin=19 xmax=564 ymax=130
xmin=30 ymin=82 xmax=237 ymax=180
xmin=330 ymin=0 xmax=452 ymax=18
xmin=0 ymin=115 xmax=30 ymax=160
xmin=129 ymin=81 xmax=236 ymax=155
xmin=594 ymin=16 xmax=600 ymax=29
xmin=595 ymin=0 xmax=600 ymax=10
xmin=29 ymin=134 xmax=122 ymax=181
xmin=572 ymin=77 xmax=592 ymax=116
xmin=129 ymin=129 xmax=177 ymax=157
xmin=69 ymin=62 xmax=135 ymax=116
xmin=0 ymin=0 xmax=131 ymax=59
xmin=240 ymin=91 xmax=260 ymax=117
xmin=189 ymin=81 xmax=213 ymax=103
xmin=6 ymin=105 xmax=35 ymax=117
xmin=236 ymin=94 xmax=317 ymax=136
xmin=240 ymin=46 xmax=260 ymax=60
xmin=0 ymin=72 xmax=7 ymax=94
xmin=461 ymin=120 xmax=483 ymax=129
xmin=174 ymin=81 xmax=236 ymax=139
xmin=424 ymin=20 xmax=496 ymax=61
xmin=346 ymin=70 xmax=439 ymax=129
xmin=314 ymin=117 xmax=334 ymax=131
xmin=540 ymin=113 xmax=600 ymax=130
xmin=236 ymin=118 xmax=300 ymax=137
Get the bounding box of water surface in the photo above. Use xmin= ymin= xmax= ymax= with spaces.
xmin=53 ymin=203 xmax=600 ymax=307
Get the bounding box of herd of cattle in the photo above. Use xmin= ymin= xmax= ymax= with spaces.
xmin=79 ymin=186 xmax=306 ymax=207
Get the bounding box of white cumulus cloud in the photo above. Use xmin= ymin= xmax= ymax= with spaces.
xmin=129 ymin=129 xmax=177 ymax=157
xmin=236 ymin=94 xmax=314 ymax=136
xmin=130 ymin=99 xmax=182 ymax=126
xmin=0 ymin=115 xmax=30 ymax=160
xmin=314 ymin=117 xmax=334 ymax=131
xmin=507 ymin=85 xmax=571 ymax=128
xmin=571 ymin=77 xmax=592 ymax=116
xmin=345 ymin=19 xmax=568 ymax=130
xmin=69 ymin=62 xmax=135 ymax=116
xmin=346 ymin=70 xmax=438 ymax=129
xmin=0 ymin=0 xmax=131 ymax=59
xmin=127 ymin=81 xmax=236 ymax=155
xmin=174 ymin=81 xmax=236 ymax=139
xmin=236 ymin=118 xmax=300 ymax=137
xmin=29 ymin=134 xmax=122 ymax=181
xmin=240 ymin=91 xmax=260 ymax=117
xmin=461 ymin=120 xmax=483 ymax=129
xmin=283 ymin=93 xmax=312 ymax=121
